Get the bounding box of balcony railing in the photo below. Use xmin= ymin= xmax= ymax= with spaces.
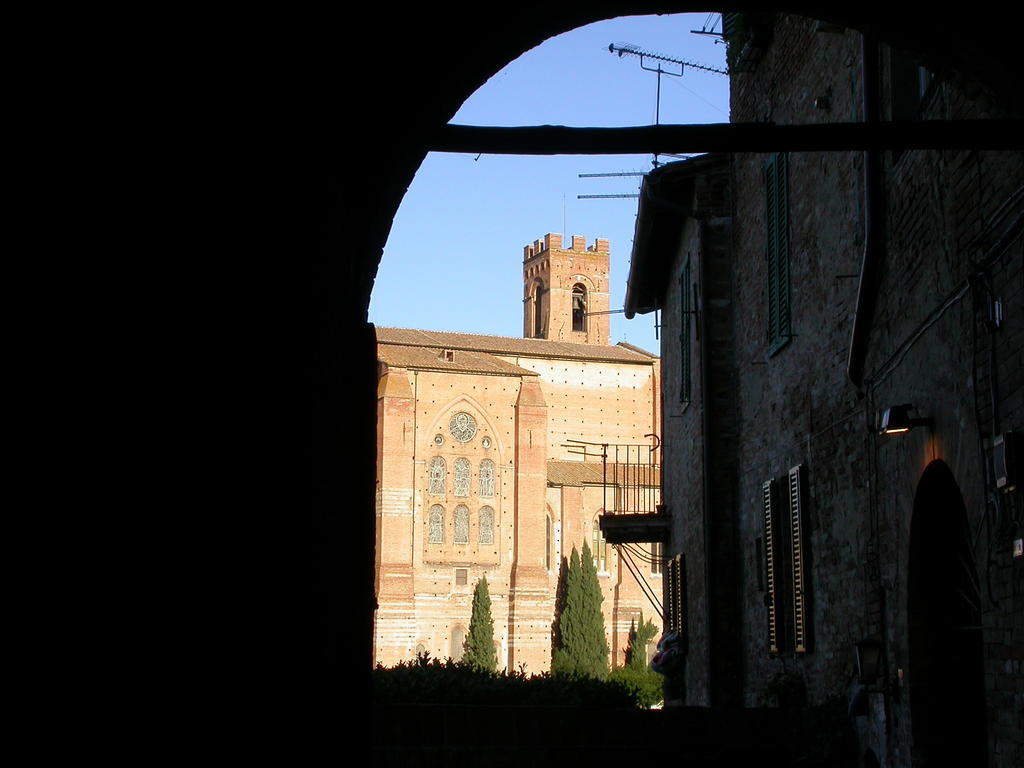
xmin=566 ymin=437 xmax=670 ymax=544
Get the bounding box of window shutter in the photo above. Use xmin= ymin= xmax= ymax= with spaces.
xmin=788 ymin=465 xmax=810 ymax=653
xmin=666 ymin=553 xmax=685 ymax=637
xmin=763 ymin=479 xmax=783 ymax=654
xmin=765 ymin=153 xmax=791 ymax=354
xmin=680 ymin=257 xmax=692 ymax=403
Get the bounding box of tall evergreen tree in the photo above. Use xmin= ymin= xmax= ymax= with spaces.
xmin=552 ymin=543 xmax=609 ymax=678
xmin=463 ymin=575 xmax=498 ymax=672
xmin=625 ymin=611 xmax=658 ymax=671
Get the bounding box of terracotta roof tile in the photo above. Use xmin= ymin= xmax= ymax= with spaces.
xmin=376 ymin=326 xmax=656 ymax=364
xmin=378 ymin=344 xmax=538 ymax=376
xmin=547 ymin=460 xmax=661 ymax=487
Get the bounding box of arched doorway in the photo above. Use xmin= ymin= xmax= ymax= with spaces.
xmin=907 ymin=461 xmax=986 ymax=766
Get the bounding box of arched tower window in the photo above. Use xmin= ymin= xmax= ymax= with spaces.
xmin=428 ymin=505 xmax=445 ymax=544
xmin=428 ymin=457 xmax=446 ymax=495
xmin=479 ymin=506 xmax=494 ymax=545
xmin=478 ymin=459 xmax=495 ymax=497
xmin=572 ymin=284 xmax=587 ymax=332
xmin=453 ymin=458 xmax=471 ymax=497
xmin=533 ymin=280 xmax=547 ymax=338
xmin=592 ymin=516 xmax=607 ymax=572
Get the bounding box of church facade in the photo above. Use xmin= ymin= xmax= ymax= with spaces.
xmin=374 ymin=234 xmax=663 ymax=674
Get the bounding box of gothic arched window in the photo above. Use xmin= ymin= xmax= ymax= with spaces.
xmin=533 ymin=280 xmax=546 ymax=338
xmin=428 ymin=457 xmax=446 ymax=495
xmin=478 ymin=459 xmax=495 ymax=497
xmin=572 ymin=284 xmax=587 ymax=332
xmin=428 ymin=505 xmax=445 ymax=544
xmin=479 ymin=506 xmax=494 ymax=545
xmin=545 ymin=515 xmax=552 ymax=571
xmin=454 ymin=504 xmax=470 ymax=544
xmin=453 ymin=458 xmax=471 ymax=497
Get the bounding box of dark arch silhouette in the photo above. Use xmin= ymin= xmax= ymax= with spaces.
xmin=907 ymin=460 xmax=986 ymax=767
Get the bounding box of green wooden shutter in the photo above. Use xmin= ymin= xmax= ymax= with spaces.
xmin=765 ymin=153 xmax=791 ymax=354
xmin=680 ymin=257 xmax=692 ymax=403
xmin=788 ymin=465 xmax=810 ymax=653
xmin=665 ymin=554 xmax=685 ymax=636
xmin=762 ymin=479 xmax=782 ymax=654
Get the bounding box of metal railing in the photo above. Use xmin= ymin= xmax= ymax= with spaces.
xmin=564 ymin=435 xmax=661 ymax=515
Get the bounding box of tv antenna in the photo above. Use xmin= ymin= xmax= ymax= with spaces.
xmin=608 ymin=42 xmax=728 ymax=168
xmin=577 ymin=171 xmax=643 ymax=200
xmin=689 ymin=12 xmax=726 ymax=40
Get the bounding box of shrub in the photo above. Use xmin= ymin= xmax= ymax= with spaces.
xmin=372 ymin=653 xmax=647 ymax=708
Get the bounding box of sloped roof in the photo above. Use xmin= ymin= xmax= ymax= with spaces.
xmin=376 ymin=326 xmax=656 ymax=364
xmin=547 ymin=460 xmax=661 ymax=487
xmin=378 ymin=343 xmax=537 ymax=376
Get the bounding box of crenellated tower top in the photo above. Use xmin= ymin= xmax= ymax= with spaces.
xmin=522 ymin=233 xmax=611 ymax=345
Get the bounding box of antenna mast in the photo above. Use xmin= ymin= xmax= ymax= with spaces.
xmin=608 ymin=42 xmax=728 ymax=168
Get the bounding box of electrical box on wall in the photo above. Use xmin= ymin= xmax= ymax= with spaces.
xmin=993 ymin=431 xmax=1019 ymax=492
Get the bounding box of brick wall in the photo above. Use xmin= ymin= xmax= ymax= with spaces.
xmin=720 ymin=13 xmax=1023 ymax=767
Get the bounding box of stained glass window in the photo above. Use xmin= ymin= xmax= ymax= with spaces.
xmin=429 ymin=505 xmax=445 ymax=544
xmin=454 ymin=458 xmax=471 ymax=497
xmin=454 ymin=504 xmax=469 ymax=544
xmin=449 ymin=412 xmax=477 ymax=443
xmin=479 ymin=506 xmax=494 ymax=545
xmin=428 ymin=457 xmax=446 ymax=495
xmin=479 ymin=459 xmax=495 ymax=497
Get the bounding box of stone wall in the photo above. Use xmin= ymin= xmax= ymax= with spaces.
xmin=720 ymin=13 xmax=1023 ymax=767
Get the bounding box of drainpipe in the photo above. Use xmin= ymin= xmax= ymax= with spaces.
xmin=847 ymin=34 xmax=883 ymax=389
xmin=697 ymin=219 xmax=716 ymax=704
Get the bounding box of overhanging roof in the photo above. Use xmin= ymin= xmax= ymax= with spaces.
xmin=624 ymin=153 xmax=729 ymax=319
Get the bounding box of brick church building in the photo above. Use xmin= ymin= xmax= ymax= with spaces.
xmin=374 ymin=234 xmax=663 ymax=674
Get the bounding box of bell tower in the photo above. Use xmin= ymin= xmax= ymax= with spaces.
xmin=522 ymin=233 xmax=611 ymax=345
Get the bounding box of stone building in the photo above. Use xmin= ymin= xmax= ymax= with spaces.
xmin=619 ymin=13 xmax=1023 ymax=768
xmin=374 ymin=234 xmax=663 ymax=674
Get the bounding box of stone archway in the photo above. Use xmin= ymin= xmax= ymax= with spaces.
xmin=907 ymin=461 xmax=986 ymax=767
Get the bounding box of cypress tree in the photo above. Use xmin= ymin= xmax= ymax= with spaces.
xmin=625 ymin=611 xmax=658 ymax=671
xmin=552 ymin=543 xmax=609 ymax=679
xmin=463 ymin=575 xmax=498 ymax=672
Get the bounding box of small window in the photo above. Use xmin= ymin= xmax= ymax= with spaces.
xmin=455 ymin=568 xmax=468 ymax=586
xmin=450 ymin=625 xmax=465 ymax=661
xmin=479 ymin=506 xmax=494 ymax=545
xmin=651 ymin=541 xmax=663 ymax=575
xmin=592 ymin=518 xmax=607 ymax=572
xmin=454 ymin=458 xmax=471 ymax=497
xmin=478 ymin=459 xmax=495 ymax=497
xmin=572 ymin=284 xmax=587 ymax=332
xmin=428 ymin=457 xmax=446 ymax=495
xmin=429 ymin=505 xmax=445 ymax=544
xmin=454 ymin=504 xmax=469 ymax=544
xmin=532 ymin=280 xmax=547 ymax=338
xmin=545 ymin=515 xmax=552 ymax=571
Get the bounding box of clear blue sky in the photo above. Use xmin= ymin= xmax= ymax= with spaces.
xmin=368 ymin=12 xmax=730 ymax=355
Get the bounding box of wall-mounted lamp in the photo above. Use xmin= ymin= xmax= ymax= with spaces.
xmin=877 ymin=404 xmax=932 ymax=435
